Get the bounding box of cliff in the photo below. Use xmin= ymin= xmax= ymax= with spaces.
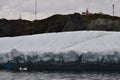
xmin=0 ymin=13 xmax=120 ymax=37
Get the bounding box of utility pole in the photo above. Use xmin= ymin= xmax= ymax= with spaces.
xmin=112 ymin=4 xmax=115 ymax=16
xmin=19 ymin=14 xmax=22 ymax=20
xmin=35 ymin=0 xmax=37 ymax=20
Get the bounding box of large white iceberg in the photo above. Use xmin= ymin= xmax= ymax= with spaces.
xmin=0 ymin=31 xmax=120 ymax=64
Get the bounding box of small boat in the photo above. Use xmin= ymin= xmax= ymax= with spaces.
xmin=19 ymin=67 xmax=28 ymax=71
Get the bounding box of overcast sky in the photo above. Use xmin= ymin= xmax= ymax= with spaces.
xmin=0 ymin=0 xmax=120 ymax=20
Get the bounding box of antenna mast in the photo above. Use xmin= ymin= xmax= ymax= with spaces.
xmin=19 ymin=14 xmax=22 ymax=20
xmin=112 ymin=4 xmax=115 ymax=16
xmin=35 ymin=0 xmax=37 ymax=19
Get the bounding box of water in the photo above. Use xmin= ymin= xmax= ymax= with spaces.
xmin=0 ymin=71 xmax=120 ymax=80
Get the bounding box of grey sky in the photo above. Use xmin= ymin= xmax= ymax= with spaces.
xmin=0 ymin=0 xmax=120 ymax=20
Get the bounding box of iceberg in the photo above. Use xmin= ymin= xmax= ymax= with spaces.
xmin=0 ymin=31 xmax=120 ymax=71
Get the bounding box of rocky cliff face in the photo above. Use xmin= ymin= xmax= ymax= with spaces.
xmin=87 ymin=18 xmax=120 ymax=31
xmin=0 ymin=13 xmax=120 ymax=37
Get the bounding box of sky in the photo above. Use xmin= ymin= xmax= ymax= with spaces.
xmin=0 ymin=0 xmax=120 ymax=20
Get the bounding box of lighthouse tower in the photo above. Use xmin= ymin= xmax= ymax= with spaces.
xmin=82 ymin=8 xmax=89 ymax=15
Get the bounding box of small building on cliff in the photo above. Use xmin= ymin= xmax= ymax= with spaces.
xmin=82 ymin=9 xmax=91 ymax=15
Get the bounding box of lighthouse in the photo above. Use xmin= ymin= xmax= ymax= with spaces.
xmin=82 ymin=8 xmax=90 ymax=15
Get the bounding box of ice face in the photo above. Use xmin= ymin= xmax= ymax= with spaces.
xmin=0 ymin=49 xmax=120 ymax=65
xmin=62 ymin=51 xmax=79 ymax=62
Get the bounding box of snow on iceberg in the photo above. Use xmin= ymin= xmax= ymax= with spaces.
xmin=0 ymin=31 xmax=120 ymax=53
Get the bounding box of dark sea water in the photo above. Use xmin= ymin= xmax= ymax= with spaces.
xmin=0 ymin=71 xmax=120 ymax=80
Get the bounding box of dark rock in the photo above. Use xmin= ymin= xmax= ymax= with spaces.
xmin=0 ymin=13 xmax=120 ymax=37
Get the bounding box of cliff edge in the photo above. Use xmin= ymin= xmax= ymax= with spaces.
xmin=0 ymin=13 xmax=120 ymax=37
